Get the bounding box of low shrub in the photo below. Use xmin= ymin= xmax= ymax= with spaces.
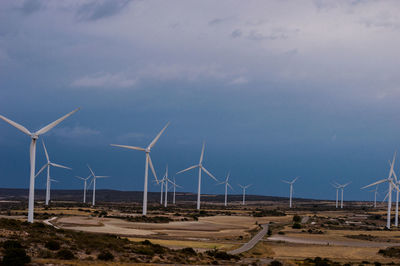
xmin=292 ymin=222 xmax=301 ymax=229
xmin=2 ymin=247 xmax=31 ymax=266
xmin=98 ymin=250 xmax=114 ymax=261
xmin=45 ymin=240 xmax=60 ymax=250
xmin=56 ymin=249 xmax=75 ymax=260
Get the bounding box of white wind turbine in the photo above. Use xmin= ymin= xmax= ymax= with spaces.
xmin=218 ymin=172 xmax=233 ymax=206
xmin=176 ymin=142 xmax=218 ymax=210
xmin=334 ymin=182 xmax=350 ymax=209
xmin=362 ymin=152 xmax=399 ymax=229
xmin=0 ymin=108 xmax=79 ymax=222
xmin=87 ymin=165 xmax=109 ymax=206
xmin=364 ymin=184 xmax=379 ymax=208
xmin=332 ymin=183 xmax=340 ymax=208
xmin=169 ymin=177 xmax=182 ymax=205
xmin=239 ymin=184 xmax=251 ymax=205
xmin=282 ymin=177 xmax=299 ymax=208
xmin=35 ymin=141 xmax=71 ymax=205
xmin=110 ymin=123 xmax=169 ymax=215
xmin=75 ymin=174 xmax=92 ymax=203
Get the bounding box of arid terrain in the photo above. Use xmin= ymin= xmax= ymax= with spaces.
xmin=0 ymin=191 xmax=399 ymax=265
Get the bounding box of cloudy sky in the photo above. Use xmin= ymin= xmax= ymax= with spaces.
xmin=1 ymin=0 xmax=400 ymax=200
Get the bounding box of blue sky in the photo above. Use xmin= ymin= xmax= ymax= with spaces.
xmin=1 ymin=0 xmax=400 ymax=200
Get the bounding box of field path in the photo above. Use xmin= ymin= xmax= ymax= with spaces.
xmin=44 ymin=217 xmax=59 ymax=229
xmin=228 ymin=224 xmax=269 ymax=255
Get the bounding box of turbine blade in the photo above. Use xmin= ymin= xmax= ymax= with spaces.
xmin=96 ymin=176 xmax=109 ymax=178
xmin=292 ymin=176 xmax=299 ymax=183
xmin=35 ymin=163 xmax=48 ymax=178
xmin=176 ymin=165 xmax=198 ymax=175
xmin=42 ymin=140 xmax=50 ymax=162
xmin=202 ymin=166 xmax=218 ymax=182
xmin=148 ymin=122 xmax=170 ymax=149
xmin=50 ymin=179 xmax=59 ymax=182
xmin=110 ymin=144 xmax=146 ymax=151
xmin=226 ymin=172 xmax=230 ymax=182
xmin=0 ymin=115 xmax=31 ymax=136
xmin=282 ymin=180 xmax=291 ymax=184
xmin=35 ymin=108 xmax=80 ymax=135
xmin=50 ymin=162 xmax=72 ymax=170
xmin=361 ymin=179 xmax=387 ymax=189
xmin=75 ymin=176 xmax=85 ymax=180
xmin=87 ymin=164 xmax=95 ymax=177
xmin=148 ymin=155 xmax=158 ymax=183
xmin=227 ymin=183 xmax=234 ymax=191
xmin=246 ymin=184 xmax=252 ymax=188
xmin=199 ymin=141 xmax=205 ymax=164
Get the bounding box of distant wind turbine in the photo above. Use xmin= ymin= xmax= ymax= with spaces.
xmin=332 ymin=183 xmax=340 ymax=208
xmin=176 ymin=142 xmax=218 ymax=210
xmin=35 ymin=140 xmax=71 ymax=205
xmin=335 ymin=182 xmax=350 ymax=209
xmin=362 ymin=152 xmax=399 ymax=229
xmin=282 ymin=177 xmax=299 ymax=208
xmin=239 ymin=184 xmax=251 ymax=205
xmin=0 ymin=108 xmax=79 ymax=222
xmin=87 ymin=165 xmax=108 ymax=206
xmin=170 ymin=177 xmax=182 ymax=205
xmin=218 ymin=172 xmax=233 ymax=206
xmin=75 ymin=174 xmax=92 ymax=203
xmin=110 ymin=123 xmax=169 ymax=215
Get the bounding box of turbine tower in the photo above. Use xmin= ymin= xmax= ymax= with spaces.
xmin=87 ymin=165 xmax=108 ymax=206
xmin=239 ymin=184 xmax=251 ymax=205
xmin=176 ymin=142 xmax=218 ymax=210
xmin=218 ymin=172 xmax=233 ymax=206
xmin=110 ymin=123 xmax=169 ymax=215
xmin=75 ymin=175 xmax=91 ymax=203
xmin=0 ymin=108 xmax=79 ymax=222
xmin=35 ymin=140 xmax=71 ymax=205
xmin=362 ymin=152 xmax=399 ymax=229
xmin=282 ymin=177 xmax=299 ymax=208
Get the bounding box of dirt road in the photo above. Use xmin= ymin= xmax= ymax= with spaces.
xmin=228 ymin=224 xmax=269 ymax=255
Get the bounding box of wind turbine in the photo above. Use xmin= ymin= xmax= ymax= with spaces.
xmin=0 ymin=108 xmax=79 ymax=222
xmin=365 ymin=184 xmax=379 ymax=208
xmin=282 ymin=177 xmax=299 ymax=208
xmin=110 ymin=123 xmax=169 ymax=215
xmin=218 ymin=172 xmax=233 ymax=206
xmin=35 ymin=140 xmax=71 ymax=205
xmin=362 ymin=152 xmax=399 ymax=229
xmin=169 ymin=177 xmax=182 ymax=205
xmin=87 ymin=165 xmax=109 ymax=206
xmin=335 ymin=182 xmax=350 ymax=209
xmin=239 ymin=184 xmax=251 ymax=205
xmin=176 ymin=142 xmax=218 ymax=210
xmin=75 ymin=175 xmax=92 ymax=203
xmin=332 ymin=183 xmax=340 ymax=208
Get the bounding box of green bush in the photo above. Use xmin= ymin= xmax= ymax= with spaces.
xmin=3 ymin=240 xmax=22 ymax=249
xmin=2 ymin=248 xmax=31 ymax=266
xmin=180 ymin=247 xmax=196 ymax=255
xmin=269 ymin=260 xmax=283 ymax=266
xmin=292 ymin=222 xmax=301 ymax=229
xmin=45 ymin=240 xmax=60 ymax=250
xmin=98 ymin=250 xmax=114 ymax=261
xmin=293 ymin=215 xmax=301 ymax=223
xmin=56 ymin=249 xmax=75 ymax=260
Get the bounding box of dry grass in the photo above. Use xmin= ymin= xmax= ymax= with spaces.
xmin=242 ymin=241 xmax=275 ymax=258
xmin=269 ymin=242 xmax=393 ymax=262
xmin=127 ymin=237 xmax=239 ymax=250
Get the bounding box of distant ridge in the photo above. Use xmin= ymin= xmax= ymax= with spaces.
xmin=0 ymin=188 xmax=317 ymax=203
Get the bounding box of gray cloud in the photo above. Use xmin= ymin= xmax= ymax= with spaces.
xmin=76 ymin=0 xmax=132 ymax=21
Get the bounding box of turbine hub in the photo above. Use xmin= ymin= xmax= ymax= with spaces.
xmin=31 ymin=134 xmax=38 ymax=140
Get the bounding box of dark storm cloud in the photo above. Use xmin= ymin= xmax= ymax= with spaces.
xmin=1 ymin=0 xmax=400 ymax=200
